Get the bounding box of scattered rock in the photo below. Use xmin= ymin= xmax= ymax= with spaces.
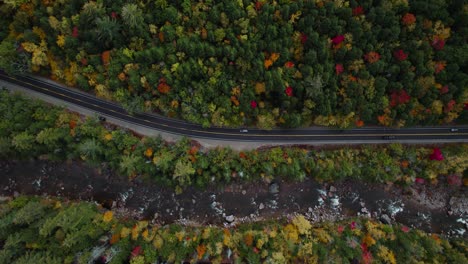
xmin=449 ymin=196 xmax=468 ymax=215
xmin=225 ymin=215 xmax=235 ymax=223
xmin=269 ymin=182 xmax=279 ymax=194
xmin=329 ymin=186 xmax=337 ymax=193
xmin=241 ymin=190 xmax=246 ymax=195
xmin=330 ymin=198 xmax=340 ymax=207
xmin=259 ymin=203 xmax=265 ymax=210
xmin=380 ymin=214 xmax=392 ymax=225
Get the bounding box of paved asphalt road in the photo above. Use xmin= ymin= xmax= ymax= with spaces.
xmin=1 ymin=71 xmax=467 ymax=142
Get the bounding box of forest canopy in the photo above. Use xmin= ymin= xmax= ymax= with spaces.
xmin=1 ymin=0 xmax=467 ymax=128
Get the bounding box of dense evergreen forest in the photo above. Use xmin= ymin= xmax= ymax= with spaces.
xmin=1 ymin=0 xmax=467 ymax=128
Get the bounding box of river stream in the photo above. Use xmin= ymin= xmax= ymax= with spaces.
xmin=0 ymin=160 xmax=466 ymax=237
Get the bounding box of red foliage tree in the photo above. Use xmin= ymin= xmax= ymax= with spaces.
xmin=157 ymin=78 xmax=171 ymax=94
xmin=255 ymin=1 xmax=264 ymax=11
xmin=401 ymin=13 xmax=416 ymax=26
xmin=331 ymin=35 xmax=344 ymax=45
xmin=429 ymin=148 xmax=444 ymax=161
xmin=415 ymin=178 xmax=425 ymax=184
xmin=284 ymin=61 xmax=294 ymax=68
xmin=335 ymin=64 xmax=344 ymax=75
xmin=250 ymin=100 xmax=257 ymax=109
xmin=300 ymin=33 xmax=308 ymax=44
xmin=72 ymin=26 xmax=79 ymax=38
xmin=393 ymin=49 xmax=408 ymax=61
xmin=101 ymin=50 xmax=111 ymax=66
xmin=131 ymin=246 xmax=142 ymax=258
xmin=364 ymin=51 xmax=380 ymax=63
xmin=390 ymin=90 xmax=411 ymax=107
xmin=440 ymin=85 xmax=449 ymax=94
xmin=352 ymin=6 xmax=364 ymax=16
xmin=285 ymin=86 xmax=293 ymax=97
xmin=431 ymin=37 xmax=445 ymax=50
xmin=444 ymin=100 xmax=456 ymax=113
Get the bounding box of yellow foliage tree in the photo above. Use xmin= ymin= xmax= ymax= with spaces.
xmin=22 ymin=42 xmax=49 ymax=68
xmin=431 ymin=100 xmax=443 ymax=115
xmin=56 ymin=35 xmax=65 ymax=48
xmin=292 ymin=215 xmax=311 ymax=235
xmin=255 ymin=82 xmax=266 ymax=94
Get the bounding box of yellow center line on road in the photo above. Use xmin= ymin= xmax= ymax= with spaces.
xmin=4 ymin=74 xmax=467 ymax=138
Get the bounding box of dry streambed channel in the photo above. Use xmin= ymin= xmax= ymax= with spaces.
xmin=0 ymin=160 xmax=466 ymax=238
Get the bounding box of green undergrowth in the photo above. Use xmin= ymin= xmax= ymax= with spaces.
xmin=0 ymin=90 xmax=467 ymax=193
xmin=0 ymin=196 xmax=466 ymax=264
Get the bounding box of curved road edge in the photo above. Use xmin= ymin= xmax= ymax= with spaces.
xmin=0 ymin=72 xmax=467 ymax=150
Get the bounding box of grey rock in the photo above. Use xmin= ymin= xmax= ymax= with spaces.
xmin=225 ymin=215 xmax=235 ymax=223
xmin=330 ymin=198 xmax=340 ymax=207
xmin=380 ymin=214 xmax=392 ymax=225
xmin=269 ymin=182 xmax=279 ymax=194
xmin=259 ymin=203 xmax=265 ymax=210
xmin=329 ymin=186 xmax=337 ymax=193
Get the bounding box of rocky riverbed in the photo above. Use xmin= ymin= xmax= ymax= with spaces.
xmin=0 ymin=159 xmax=466 ymax=237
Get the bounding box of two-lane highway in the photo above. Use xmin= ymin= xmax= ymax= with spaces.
xmin=1 ymin=71 xmax=467 ymax=142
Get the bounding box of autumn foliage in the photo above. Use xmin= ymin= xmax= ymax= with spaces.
xmin=157 ymin=79 xmax=170 ymax=94
xmin=390 ymin=90 xmax=411 ymax=107
xmin=401 ymin=13 xmax=416 ymax=26
xmin=393 ymin=49 xmax=408 ymax=61
xmin=364 ymin=51 xmax=381 ymax=64
xmin=101 ymin=50 xmax=111 ymax=66
xmin=429 ymin=148 xmax=444 ymax=161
